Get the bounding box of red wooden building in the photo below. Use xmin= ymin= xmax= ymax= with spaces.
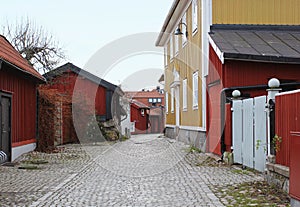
xmin=126 ymin=88 xmax=165 ymax=134
xmin=0 ymin=35 xmax=45 ymax=162
xmin=207 ymin=25 xmax=300 ymax=156
xmin=130 ymin=100 xmax=150 ymax=135
xmin=275 ymin=90 xmax=300 ymax=203
xmin=41 ymin=62 xmax=124 ymax=145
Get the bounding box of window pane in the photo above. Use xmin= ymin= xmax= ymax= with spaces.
xmin=149 ymin=98 xmax=153 ymax=103
xmin=158 ymin=98 xmax=162 ymax=103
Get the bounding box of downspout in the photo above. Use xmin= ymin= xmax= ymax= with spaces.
xmin=220 ymin=82 xmax=300 ymax=156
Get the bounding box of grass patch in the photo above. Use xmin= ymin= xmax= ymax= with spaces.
xmin=188 ymin=145 xmax=202 ymax=153
xmin=213 ymin=181 xmax=290 ymax=206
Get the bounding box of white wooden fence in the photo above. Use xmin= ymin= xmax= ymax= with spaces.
xmin=232 ymin=96 xmax=267 ymax=172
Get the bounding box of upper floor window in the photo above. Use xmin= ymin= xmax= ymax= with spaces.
xmin=182 ymin=12 xmax=187 ymax=46
xmin=192 ymin=71 xmax=198 ymax=109
xmin=170 ymin=35 xmax=173 ymax=59
xmin=164 ymin=46 xmax=167 ymax=67
xmin=192 ymin=0 xmax=198 ymax=33
xmin=174 ymin=32 xmax=179 ymax=55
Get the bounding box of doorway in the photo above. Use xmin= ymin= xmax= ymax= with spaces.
xmin=0 ymin=92 xmax=12 ymax=162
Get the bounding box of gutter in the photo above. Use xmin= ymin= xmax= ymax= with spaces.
xmin=220 ymin=82 xmax=300 ymax=155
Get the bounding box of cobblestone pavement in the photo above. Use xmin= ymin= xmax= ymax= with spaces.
xmin=0 ymin=134 xmax=264 ymax=207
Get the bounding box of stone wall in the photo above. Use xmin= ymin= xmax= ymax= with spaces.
xmin=265 ymin=156 xmax=289 ymax=193
xmin=165 ymin=126 xmax=206 ymax=152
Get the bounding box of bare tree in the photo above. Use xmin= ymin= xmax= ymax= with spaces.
xmin=2 ymin=18 xmax=66 ymax=73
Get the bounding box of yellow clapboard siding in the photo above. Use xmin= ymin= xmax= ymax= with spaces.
xmin=213 ymin=0 xmax=300 ymax=25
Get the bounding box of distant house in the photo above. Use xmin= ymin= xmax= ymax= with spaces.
xmin=126 ymin=88 xmax=165 ymax=134
xmin=0 ymin=35 xmax=45 ymax=162
xmin=40 ymin=62 xmax=124 ymax=146
xmin=130 ymin=100 xmax=150 ymax=135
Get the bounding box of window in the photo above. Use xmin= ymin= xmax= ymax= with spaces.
xmin=192 ymin=71 xmax=198 ymax=109
xmin=182 ymin=13 xmax=187 ymax=46
xmin=148 ymin=98 xmax=153 ymax=103
xmin=153 ymin=98 xmax=157 ymax=103
xmin=183 ymin=79 xmax=187 ymax=110
xmin=171 ymin=88 xmax=175 ymax=113
xmin=157 ymin=98 xmax=162 ymax=103
xmin=174 ymin=32 xmax=179 ymax=55
xmin=192 ymin=0 xmax=198 ymax=33
xmin=164 ymin=46 xmax=167 ymax=67
xmin=170 ymin=35 xmax=173 ymax=59
xmin=165 ymin=92 xmax=169 ymax=113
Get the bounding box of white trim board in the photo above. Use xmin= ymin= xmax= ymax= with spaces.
xmin=12 ymin=142 xmax=36 ymax=162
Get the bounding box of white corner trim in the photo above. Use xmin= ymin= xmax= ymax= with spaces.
xmin=208 ymin=35 xmax=224 ymax=64
xmin=165 ymin=124 xmax=176 ymax=128
xmin=179 ymin=125 xmax=206 ymax=132
xmin=12 ymin=142 xmax=36 ymax=162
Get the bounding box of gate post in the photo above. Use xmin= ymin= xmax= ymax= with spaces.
xmin=266 ymin=78 xmax=281 ymax=156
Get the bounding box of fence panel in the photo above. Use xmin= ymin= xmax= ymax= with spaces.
xmin=232 ymin=100 xmax=243 ymax=164
xmin=254 ymin=96 xmax=267 ymax=172
xmin=242 ymin=99 xmax=254 ymax=168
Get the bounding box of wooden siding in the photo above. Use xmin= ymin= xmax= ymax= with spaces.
xmin=43 ymin=71 xmax=106 ymax=116
xmin=130 ymin=105 xmax=148 ymax=134
xmin=207 ymin=42 xmax=300 ymax=155
xmin=212 ymin=0 xmax=300 ymax=25
xmin=275 ymin=91 xmax=300 ymax=167
xmin=0 ymin=67 xmax=37 ymax=145
xmin=165 ymin=0 xmax=203 ymax=127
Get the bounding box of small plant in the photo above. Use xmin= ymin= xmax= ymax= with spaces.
xmin=188 ymin=145 xmax=202 ymax=153
xmin=255 ymin=139 xmax=267 ymax=153
xmin=273 ymin=134 xmax=282 ymax=153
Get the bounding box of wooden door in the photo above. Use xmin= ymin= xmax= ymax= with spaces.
xmin=0 ymin=94 xmax=11 ymax=162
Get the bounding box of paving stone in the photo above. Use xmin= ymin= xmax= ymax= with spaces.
xmin=0 ymin=134 xmax=264 ymax=206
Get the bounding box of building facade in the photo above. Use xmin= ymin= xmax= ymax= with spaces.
xmin=156 ymin=0 xmax=208 ymax=150
xmin=0 ymin=35 xmax=45 ymax=162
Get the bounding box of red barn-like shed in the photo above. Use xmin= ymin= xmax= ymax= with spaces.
xmin=0 ymin=35 xmax=45 ymax=162
xmin=41 ymin=63 xmax=124 ymax=145
xmin=130 ymin=100 xmax=150 ymax=135
xmin=207 ymin=25 xmax=300 ymax=156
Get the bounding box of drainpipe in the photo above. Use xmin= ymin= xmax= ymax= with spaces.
xmin=220 ymin=82 xmax=300 ymax=156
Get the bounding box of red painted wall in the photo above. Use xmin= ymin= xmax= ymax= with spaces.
xmin=275 ymin=91 xmax=300 ymax=167
xmin=208 ymin=44 xmax=300 ymax=155
xmin=130 ymin=105 xmax=148 ymax=134
xmin=42 ymin=71 xmax=106 ymax=116
xmin=0 ymin=67 xmax=37 ymax=146
xmin=275 ymin=91 xmax=300 ymax=200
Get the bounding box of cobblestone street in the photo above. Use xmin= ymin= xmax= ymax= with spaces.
xmin=0 ymin=134 xmax=264 ymax=206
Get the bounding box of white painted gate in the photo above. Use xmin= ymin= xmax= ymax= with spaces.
xmin=232 ymin=96 xmax=267 ymax=172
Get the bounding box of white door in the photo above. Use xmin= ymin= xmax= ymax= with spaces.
xmin=175 ymin=86 xmax=180 ymax=127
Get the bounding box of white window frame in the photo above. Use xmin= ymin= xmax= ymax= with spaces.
xmin=170 ymin=35 xmax=174 ymax=60
xmin=171 ymin=88 xmax=175 ymax=113
xmin=174 ymin=32 xmax=179 ymax=55
xmin=182 ymin=79 xmax=187 ymax=111
xmin=182 ymin=12 xmax=187 ymax=47
xmin=192 ymin=71 xmax=198 ymax=109
xmin=192 ymin=0 xmax=198 ymax=34
xmin=165 ymin=92 xmax=169 ymax=113
xmin=164 ymin=46 xmax=167 ymax=67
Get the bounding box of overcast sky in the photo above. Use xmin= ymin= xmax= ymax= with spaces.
xmin=0 ymin=0 xmax=173 ymax=90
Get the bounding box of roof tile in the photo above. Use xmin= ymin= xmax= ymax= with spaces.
xmin=0 ymin=35 xmax=44 ymax=80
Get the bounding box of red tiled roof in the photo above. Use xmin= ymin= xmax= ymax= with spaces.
xmin=0 ymin=35 xmax=44 ymax=81
xmin=125 ymin=90 xmax=164 ymax=99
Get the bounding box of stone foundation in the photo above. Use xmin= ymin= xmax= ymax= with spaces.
xmin=265 ymin=156 xmax=289 ymax=193
xmin=165 ymin=126 xmax=206 ymax=152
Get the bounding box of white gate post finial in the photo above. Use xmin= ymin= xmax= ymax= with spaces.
xmin=266 ymin=78 xmax=281 ymax=156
